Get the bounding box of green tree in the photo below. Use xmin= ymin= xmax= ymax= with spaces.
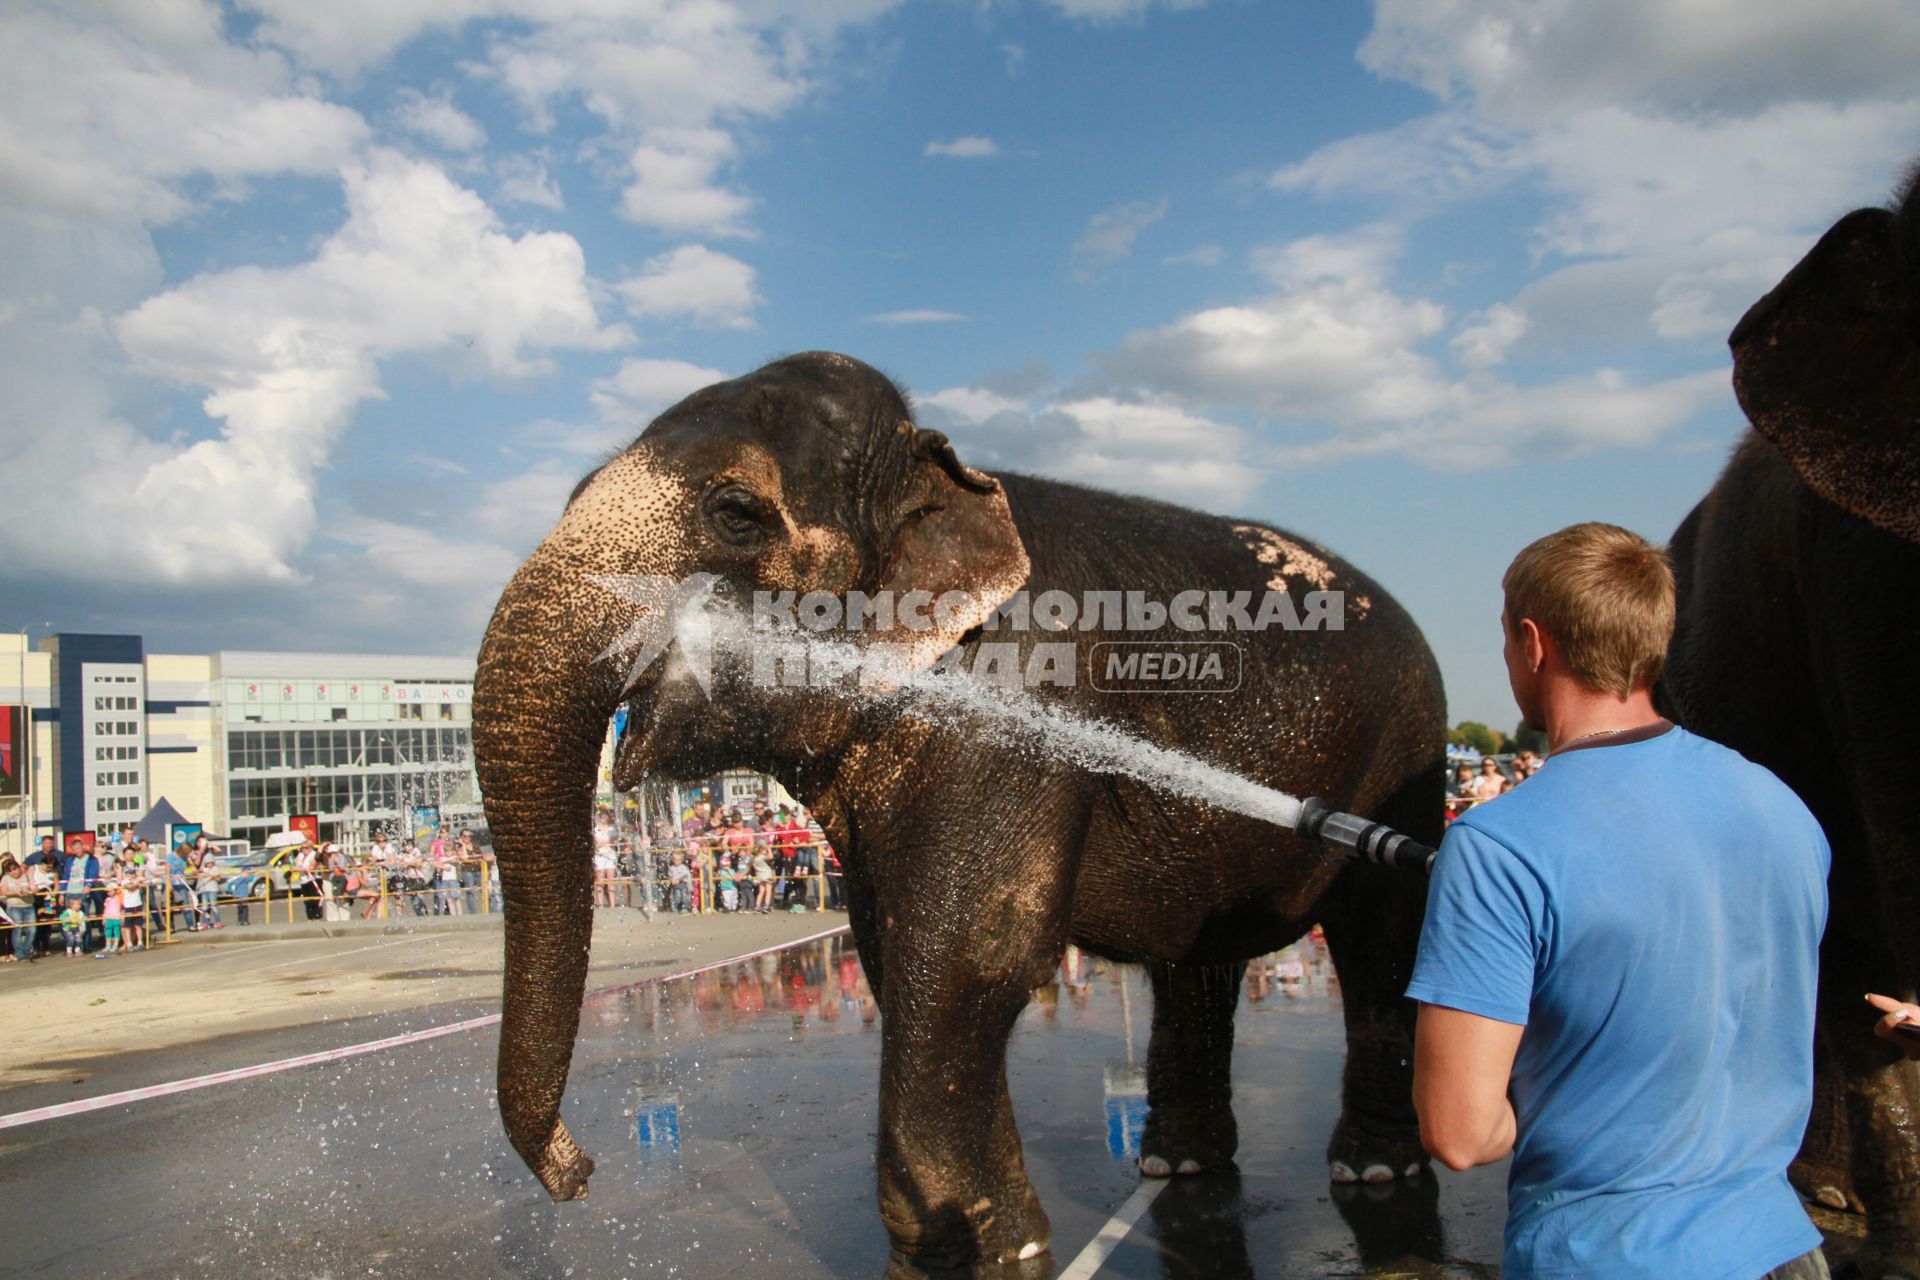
xmin=1510 ymin=721 xmax=1548 ymax=754
xmin=1450 ymin=721 xmax=1507 ymax=755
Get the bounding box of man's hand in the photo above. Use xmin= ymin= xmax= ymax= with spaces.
xmin=1866 ymin=993 xmax=1920 ymax=1059
xmin=1414 ymin=1003 xmax=1525 ymax=1170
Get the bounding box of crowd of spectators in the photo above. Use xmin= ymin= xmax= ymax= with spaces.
xmin=0 ymin=825 xmax=502 ymax=960
xmin=1444 ymin=750 xmax=1544 ymax=821
xmin=593 ymin=796 xmax=843 ymax=916
xmin=1 ymin=830 xmax=223 ymax=961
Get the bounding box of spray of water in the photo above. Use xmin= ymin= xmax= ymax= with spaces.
xmin=690 ymin=604 xmax=1307 ymax=832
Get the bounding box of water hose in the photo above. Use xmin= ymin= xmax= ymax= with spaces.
xmin=1293 ymin=797 xmax=1437 ymax=875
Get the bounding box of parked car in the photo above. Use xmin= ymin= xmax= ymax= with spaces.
xmin=211 ymin=846 xmax=299 ymax=902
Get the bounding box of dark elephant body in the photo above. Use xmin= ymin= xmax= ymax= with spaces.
xmin=474 ymin=351 xmax=1441 ymax=1273
xmin=1659 ymin=164 xmax=1920 ymax=1274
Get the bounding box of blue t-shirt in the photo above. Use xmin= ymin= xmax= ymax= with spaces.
xmin=1406 ymin=724 xmax=1828 ymax=1280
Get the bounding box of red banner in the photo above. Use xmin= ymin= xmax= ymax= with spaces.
xmin=290 ymin=814 xmax=320 ymax=845
xmin=0 ymin=705 xmax=21 ymax=799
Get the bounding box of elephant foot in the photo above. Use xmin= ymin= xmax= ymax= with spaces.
xmin=1140 ymin=1102 xmax=1238 ymax=1177
xmin=883 ymin=1247 xmax=1051 ymax=1280
xmin=880 ymin=1179 xmax=1050 ymax=1277
xmin=1792 ymin=1152 xmax=1865 ymax=1214
xmin=1326 ymin=1110 xmax=1427 ymax=1186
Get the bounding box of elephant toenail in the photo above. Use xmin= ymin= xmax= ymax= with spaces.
xmin=1329 ymin=1161 xmax=1358 ymax=1183
xmin=1176 ymin=1159 xmax=1202 ymax=1174
xmin=1404 ymin=1163 xmax=1423 ymax=1178
xmin=1812 ymin=1185 xmax=1849 ymax=1210
xmin=1017 ymin=1242 xmax=1043 ymax=1260
xmin=1140 ymin=1155 xmax=1171 ymax=1177
xmin=1361 ymin=1164 xmax=1394 ymax=1183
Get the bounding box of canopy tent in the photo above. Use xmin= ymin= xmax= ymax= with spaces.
xmin=131 ymin=797 xmax=190 ymax=844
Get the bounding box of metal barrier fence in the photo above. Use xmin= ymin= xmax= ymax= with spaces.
xmin=0 ymin=845 xmax=846 ymax=956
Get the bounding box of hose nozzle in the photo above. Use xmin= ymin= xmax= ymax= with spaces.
xmin=1295 ymin=797 xmax=1436 ymax=875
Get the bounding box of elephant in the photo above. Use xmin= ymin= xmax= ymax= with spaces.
xmin=473 ymin=351 xmax=1444 ymax=1274
xmin=1658 ymin=163 xmax=1920 ymax=1275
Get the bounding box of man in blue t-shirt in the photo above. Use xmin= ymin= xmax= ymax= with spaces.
xmin=1408 ymin=522 xmax=1830 ymax=1280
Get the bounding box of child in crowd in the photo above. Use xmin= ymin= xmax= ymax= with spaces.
xmin=121 ymin=871 xmax=144 ymax=952
xmin=60 ymin=902 xmax=86 ymax=956
xmin=716 ymin=858 xmax=737 ymax=913
xmin=667 ymin=852 xmax=691 ymax=914
xmin=98 ymin=885 xmax=123 ymax=956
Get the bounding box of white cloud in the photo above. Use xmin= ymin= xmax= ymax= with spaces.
xmin=1042 ymin=0 xmax=1208 ymax=22
xmin=919 ymin=385 xmax=1029 ymax=424
xmin=613 ymin=244 xmax=761 ymax=329
xmin=1270 ymin=111 xmax=1518 ymax=205
xmin=93 ymin=149 xmax=625 ymax=583
xmin=589 ymin=356 xmax=731 ymax=425
xmin=523 ymin=356 xmax=733 ymax=459
xmin=1250 ymin=223 xmax=1403 ymax=288
xmin=1359 ymin=0 xmax=1920 ymax=124
xmin=470 ymin=463 xmax=589 ymax=552
xmin=920 ymin=393 xmax=1260 ymax=509
xmin=494 ymin=154 xmax=564 ymax=209
xmin=393 ymin=87 xmax=486 ymax=152
xmin=0 ymin=3 xmax=367 ymax=226
xmin=1451 ymin=303 xmax=1527 ymax=369
xmin=1265 ymin=368 xmax=1729 ymax=473
xmin=334 ymin=514 xmax=521 ymax=588
xmin=1095 ymin=226 xmax=1449 ymax=423
xmin=1163 ymin=245 xmax=1224 ymax=267
xmin=924 ymin=136 xmax=1000 ymax=158
xmin=619 ymin=128 xmax=755 ymax=236
xmin=1072 ymin=198 xmax=1169 ymax=272
xmin=865 ymin=309 xmax=965 ymax=325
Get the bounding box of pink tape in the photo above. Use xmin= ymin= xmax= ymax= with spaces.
xmin=0 ymin=923 xmax=851 ymax=1132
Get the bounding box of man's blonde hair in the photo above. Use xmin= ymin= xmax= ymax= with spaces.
xmin=1502 ymin=522 xmax=1675 ymax=699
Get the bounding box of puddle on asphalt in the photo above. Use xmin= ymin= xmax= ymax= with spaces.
xmin=0 ymin=930 xmax=1509 ymax=1279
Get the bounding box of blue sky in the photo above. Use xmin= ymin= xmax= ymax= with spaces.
xmin=4 ymin=0 xmax=1919 ymax=729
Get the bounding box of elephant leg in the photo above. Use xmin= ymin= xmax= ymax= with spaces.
xmin=1819 ymin=933 xmax=1920 ymax=1277
xmin=1317 ymin=856 xmax=1428 ymax=1185
xmin=1792 ymin=1019 xmax=1860 ymax=1212
xmin=874 ymin=952 xmax=1050 ymax=1274
xmin=1139 ymin=958 xmax=1244 ymax=1177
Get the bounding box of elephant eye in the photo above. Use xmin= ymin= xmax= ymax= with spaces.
xmin=704 ymin=484 xmax=770 ymax=547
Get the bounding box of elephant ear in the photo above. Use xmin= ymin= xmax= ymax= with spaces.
xmin=1729 ymin=196 xmax=1920 ymax=544
xmin=869 ymin=428 xmax=1030 ymax=673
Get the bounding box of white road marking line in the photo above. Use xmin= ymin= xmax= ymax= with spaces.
xmin=1055 ymin=1179 xmax=1168 ymax=1280
xmin=0 ymin=924 xmax=851 ymax=1132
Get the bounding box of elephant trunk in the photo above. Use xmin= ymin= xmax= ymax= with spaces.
xmin=472 ymin=449 xmax=687 ymax=1201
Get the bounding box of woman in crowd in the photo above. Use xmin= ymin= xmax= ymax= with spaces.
xmin=322 ymin=842 xmax=350 ymax=922
xmin=1 ymin=855 xmax=36 ymax=964
xmin=436 ymin=843 xmax=464 ymax=915
xmin=593 ymin=840 xmax=618 ymax=908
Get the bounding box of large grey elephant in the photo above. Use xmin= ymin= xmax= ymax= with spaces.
xmin=1659 ymin=164 xmax=1920 ymax=1275
xmin=473 ymin=352 xmax=1444 ymax=1273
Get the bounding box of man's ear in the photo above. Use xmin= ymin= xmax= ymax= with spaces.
xmin=1520 ymin=617 xmax=1547 ymax=673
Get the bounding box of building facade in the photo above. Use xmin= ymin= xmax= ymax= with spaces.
xmin=0 ymin=634 xmax=482 ymax=858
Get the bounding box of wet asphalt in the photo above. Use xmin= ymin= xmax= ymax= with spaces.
xmin=0 ymin=932 xmax=1513 ymax=1279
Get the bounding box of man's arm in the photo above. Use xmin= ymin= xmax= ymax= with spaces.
xmin=1414 ymin=1002 xmax=1524 ymax=1170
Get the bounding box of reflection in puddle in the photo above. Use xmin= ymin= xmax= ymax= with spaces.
xmin=632 ymin=1090 xmax=682 ymax=1155
xmin=0 ymin=927 xmax=1505 ymax=1280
